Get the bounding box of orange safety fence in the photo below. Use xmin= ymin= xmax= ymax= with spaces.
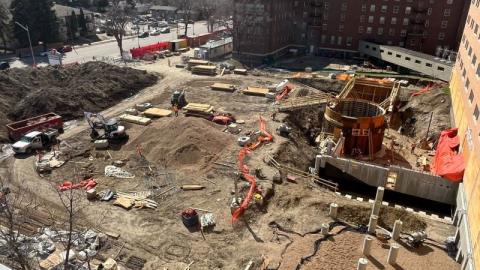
xmin=411 ymin=82 xmax=434 ymax=97
xmin=232 ymin=116 xmax=273 ymax=223
xmin=275 ymin=85 xmax=294 ymax=102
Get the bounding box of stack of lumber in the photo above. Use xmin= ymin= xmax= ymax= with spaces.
xmin=119 ymin=114 xmax=151 ymax=125
xmin=187 ymin=59 xmax=210 ymax=69
xmin=234 ymin=68 xmax=247 ymax=75
xmin=115 ymin=191 xmax=158 ymax=209
xmin=243 ymin=86 xmax=269 ymax=96
xmin=143 ymin=108 xmax=172 ymax=118
xmin=210 ymin=83 xmax=236 ymax=92
xmin=183 ymin=103 xmax=214 ymax=118
xmin=192 ymin=65 xmax=217 ymax=75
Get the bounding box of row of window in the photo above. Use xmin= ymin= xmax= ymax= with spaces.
xmin=358 ymin=4 xmax=452 ymax=17
xmin=364 ymin=44 xmax=446 ymax=71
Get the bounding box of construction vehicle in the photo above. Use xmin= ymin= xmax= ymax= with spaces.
xmin=12 ymin=129 xmax=58 ymax=154
xmin=84 ymin=112 xmax=128 ymax=141
xmin=171 ymin=90 xmax=188 ymax=108
xmin=6 ymin=112 xmax=63 ymax=141
xmin=406 ymin=231 xmax=428 ymax=247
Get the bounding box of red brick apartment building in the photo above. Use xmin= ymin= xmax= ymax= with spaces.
xmin=233 ymin=0 xmax=470 ymax=64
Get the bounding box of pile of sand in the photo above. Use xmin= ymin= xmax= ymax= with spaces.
xmin=128 ymin=117 xmax=234 ymax=170
xmin=0 ymin=62 xmax=157 ymax=142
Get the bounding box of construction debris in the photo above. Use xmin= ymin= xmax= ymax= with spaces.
xmin=181 ymin=185 xmax=205 ymax=191
xmin=243 ymin=86 xmax=269 ymax=96
xmin=104 ymin=165 xmax=135 ymax=178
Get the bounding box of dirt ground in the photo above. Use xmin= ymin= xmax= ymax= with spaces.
xmin=0 ymin=62 xmax=158 ymax=142
xmin=1 ymin=56 xmax=459 ymax=270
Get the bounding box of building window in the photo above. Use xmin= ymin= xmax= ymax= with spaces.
xmin=400 ymin=29 xmax=407 ymax=37
xmin=346 ymin=37 xmax=352 ymax=46
xmin=366 ymin=27 xmax=372 ymax=34
xmin=444 ymin=9 xmax=451 ymax=17
xmin=323 ymin=23 xmax=328 ymax=30
xmin=387 ymin=51 xmax=393 ymax=55
xmin=370 ymin=4 xmax=376 ymax=12
xmin=476 ymin=24 xmax=479 ymax=35
xmin=473 ymin=55 xmax=477 ymax=66
xmin=340 ymin=13 xmax=346 ymax=22
xmin=389 ymin=28 xmax=395 ymax=36
xmin=466 ymin=78 xmax=471 ymax=89
xmin=405 ymin=7 xmax=411 ymax=15
xmin=396 ymin=54 xmax=401 ymax=58
xmin=321 ymin=34 xmax=326 ymax=43
xmin=379 ymin=16 xmax=385 ymax=24
xmin=360 ymin=15 xmax=365 ymax=23
xmin=415 ymin=59 xmax=421 ymax=64
xmin=381 ymin=5 xmax=387 ymax=13
xmin=403 ymin=18 xmax=409 ymax=26
xmin=391 ymin=17 xmax=397 ymax=25
xmin=441 ymin=21 xmax=448 ymax=29
xmin=368 ymin=16 xmax=374 ymax=23
xmin=476 ymin=65 xmax=480 ymax=77
xmin=378 ymin=27 xmax=384 ymax=35
xmin=361 ymin=4 xmax=367 ymax=12
xmin=393 ymin=6 xmax=399 ymax=14
xmin=463 ymin=68 xmax=467 ymax=79
xmin=339 ymin=24 xmax=344 ymax=32
xmin=330 ymin=36 xmax=335 ymax=45
xmin=469 ymin=47 xmax=473 ymax=57
xmin=475 ymin=106 xmax=480 ymax=121
xmin=359 ymin=26 xmax=364 ymax=33
xmin=438 ymin=66 xmax=445 ymax=71
xmin=341 ymin=3 xmax=348 ymax=11
xmin=372 ymin=47 xmax=377 ymax=51
xmin=447 ymin=0 xmax=453 ymax=4
xmin=405 ymin=57 xmax=411 ymax=61
xmin=426 ymin=63 xmax=432 ymax=67
xmin=427 ymin=8 xmax=432 ymax=15
xmin=338 ymin=36 xmax=343 ymax=45
xmin=439 ymin=33 xmax=445 ymax=40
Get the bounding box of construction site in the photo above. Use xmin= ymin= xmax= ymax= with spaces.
xmin=0 ymin=52 xmax=461 ymax=270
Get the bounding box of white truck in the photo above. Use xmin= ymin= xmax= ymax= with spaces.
xmin=12 ymin=130 xmax=58 ymax=154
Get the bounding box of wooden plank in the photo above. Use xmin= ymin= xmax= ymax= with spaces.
xmin=184 ymin=103 xmax=214 ymax=113
xmin=211 ymin=83 xmax=235 ymax=92
xmin=143 ymin=108 xmax=172 ymax=118
xmin=243 ymin=87 xmax=269 ymax=96
xmin=119 ymin=114 xmax=152 ymax=125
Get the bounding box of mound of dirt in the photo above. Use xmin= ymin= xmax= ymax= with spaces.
xmin=338 ymin=204 xmax=427 ymax=233
xmin=398 ymin=87 xmax=451 ymax=140
xmin=291 ymin=78 xmax=346 ymax=94
xmin=127 ymin=117 xmax=234 ymax=170
xmin=0 ymin=62 xmax=158 ymax=142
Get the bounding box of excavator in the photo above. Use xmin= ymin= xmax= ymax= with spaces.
xmin=84 ymin=112 xmax=128 ymax=141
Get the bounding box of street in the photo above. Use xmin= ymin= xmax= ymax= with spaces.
xmin=8 ymin=21 xmax=212 ymax=67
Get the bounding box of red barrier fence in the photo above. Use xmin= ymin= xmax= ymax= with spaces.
xmin=130 ymin=42 xmax=170 ymax=58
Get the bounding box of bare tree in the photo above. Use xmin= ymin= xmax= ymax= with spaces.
xmin=54 ymin=185 xmax=85 ymax=270
xmin=105 ymin=0 xmax=133 ymax=58
xmin=0 ymin=2 xmax=10 ymax=54
xmin=197 ymin=0 xmax=218 ymax=33
xmin=232 ymin=0 xmax=264 ymax=65
xmin=176 ymin=0 xmax=194 ymax=38
xmin=0 ymin=185 xmax=37 ymax=270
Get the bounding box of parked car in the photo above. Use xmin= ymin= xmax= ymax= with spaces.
xmin=138 ymin=32 xmax=149 ymax=38
xmin=150 ymin=29 xmax=161 ymax=36
xmin=160 ymin=27 xmax=170 ymax=33
xmin=96 ymin=27 xmax=106 ymax=34
xmin=57 ymin=46 xmax=72 ymax=53
xmin=0 ymin=62 xmax=9 ymax=70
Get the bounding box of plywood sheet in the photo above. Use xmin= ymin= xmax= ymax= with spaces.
xmin=144 ymin=108 xmax=172 ymax=117
xmin=119 ymin=114 xmax=152 ymax=125
xmin=243 ymin=87 xmax=269 ymax=96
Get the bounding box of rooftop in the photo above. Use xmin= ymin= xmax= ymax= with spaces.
xmin=381 ymin=44 xmax=455 ymax=67
xmin=200 ymin=37 xmax=233 ymax=49
xmin=53 ymin=4 xmax=93 ymax=17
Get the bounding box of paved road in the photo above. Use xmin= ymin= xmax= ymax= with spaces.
xmin=9 ymin=21 xmax=211 ymax=67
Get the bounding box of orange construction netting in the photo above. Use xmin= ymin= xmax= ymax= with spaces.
xmin=232 ymin=116 xmax=273 ymax=223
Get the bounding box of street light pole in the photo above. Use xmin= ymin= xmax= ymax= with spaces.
xmin=15 ymin=21 xmax=36 ymax=67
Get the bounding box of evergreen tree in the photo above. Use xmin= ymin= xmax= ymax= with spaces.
xmin=78 ymin=8 xmax=88 ymax=36
xmin=11 ymin=0 xmax=59 ymax=47
xmin=69 ymin=10 xmax=78 ymax=40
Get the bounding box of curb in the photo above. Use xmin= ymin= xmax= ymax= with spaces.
xmin=334 ymin=191 xmax=453 ymax=224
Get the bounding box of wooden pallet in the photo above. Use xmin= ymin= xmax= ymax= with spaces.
xmin=211 ymin=83 xmax=236 ymax=92
xmin=183 ymin=103 xmax=214 ymax=113
xmin=143 ymin=108 xmax=172 ymax=118
xmin=243 ymin=86 xmax=269 ymax=96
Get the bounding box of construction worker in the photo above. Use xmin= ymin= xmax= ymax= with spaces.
xmin=168 ymin=58 xmax=171 ymax=67
xmin=173 ymin=104 xmax=179 ymax=117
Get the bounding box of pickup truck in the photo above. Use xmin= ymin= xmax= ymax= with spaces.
xmin=12 ymin=130 xmax=58 ymax=154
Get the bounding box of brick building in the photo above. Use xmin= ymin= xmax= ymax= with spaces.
xmin=450 ymin=1 xmax=480 ymax=269
xmin=233 ymin=0 xmax=470 ymax=64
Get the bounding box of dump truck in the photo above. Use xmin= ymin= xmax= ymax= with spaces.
xmin=6 ymin=113 xmax=63 ymax=142
xmin=12 ymin=130 xmax=58 ymax=154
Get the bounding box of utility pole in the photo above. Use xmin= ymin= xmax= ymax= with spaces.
xmin=15 ymin=21 xmax=36 ymax=67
